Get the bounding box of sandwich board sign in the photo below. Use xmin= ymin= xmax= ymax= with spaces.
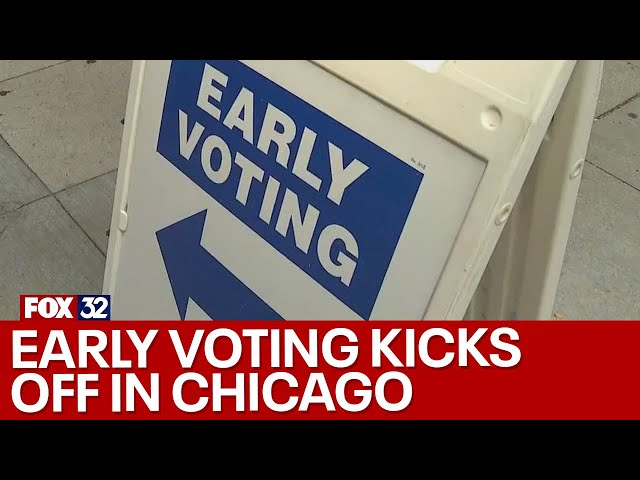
xmin=103 ymin=60 xmax=594 ymax=320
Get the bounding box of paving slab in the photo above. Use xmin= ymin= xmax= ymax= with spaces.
xmin=0 ymin=135 xmax=48 ymax=211
xmin=56 ymin=170 xmax=117 ymax=255
xmin=587 ymin=97 xmax=640 ymax=190
xmin=0 ymin=60 xmax=131 ymax=193
xmin=596 ymin=60 xmax=640 ymax=117
xmin=0 ymin=60 xmax=66 ymax=83
xmin=554 ymin=163 xmax=640 ymax=319
xmin=0 ymin=196 xmax=105 ymax=319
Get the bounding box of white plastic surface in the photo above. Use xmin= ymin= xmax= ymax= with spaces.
xmin=313 ymin=60 xmax=576 ymax=318
xmin=405 ymin=60 xmax=446 ymax=73
xmin=465 ymin=60 xmax=604 ymax=320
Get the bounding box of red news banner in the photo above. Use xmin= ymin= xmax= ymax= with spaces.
xmin=0 ymin=321 xmax=639 ymax=420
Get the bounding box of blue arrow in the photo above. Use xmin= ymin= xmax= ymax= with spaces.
xmin=156 ymin=210 xmax=284 ymax=320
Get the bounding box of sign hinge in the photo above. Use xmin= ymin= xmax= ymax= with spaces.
xmin=118 ymin=209 xmax=129 ymax=232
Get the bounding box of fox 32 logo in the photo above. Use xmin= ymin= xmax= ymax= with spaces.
xmin=20 ymin=295 xmax=111 ymax=320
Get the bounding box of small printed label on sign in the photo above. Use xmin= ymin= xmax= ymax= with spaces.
xmin=156 ymin=60 xmax=424 ymax=319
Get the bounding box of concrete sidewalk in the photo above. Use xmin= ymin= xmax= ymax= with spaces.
xmin=0 ymin=60 xmax=638 ymax=319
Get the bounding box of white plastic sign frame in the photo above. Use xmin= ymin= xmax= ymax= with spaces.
xmin=103 ymin=60 xmax=575 ymax=320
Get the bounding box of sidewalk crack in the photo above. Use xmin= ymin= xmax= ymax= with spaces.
xmin=0 ymin=194 xmax=52 ymax=241
xmin=0 ymin=60 xmax=71 ymax=87
xmin=595 ymin=91 xmax=640 ymax=120
xmin=53 ymin=196 xmax=106 ymax=258
xmin=585 ymin=159 xmax=640 ymax=193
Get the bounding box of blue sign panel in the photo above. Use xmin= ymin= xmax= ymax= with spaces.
xmin=156 ymin=60 xmax=423 ymax=319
